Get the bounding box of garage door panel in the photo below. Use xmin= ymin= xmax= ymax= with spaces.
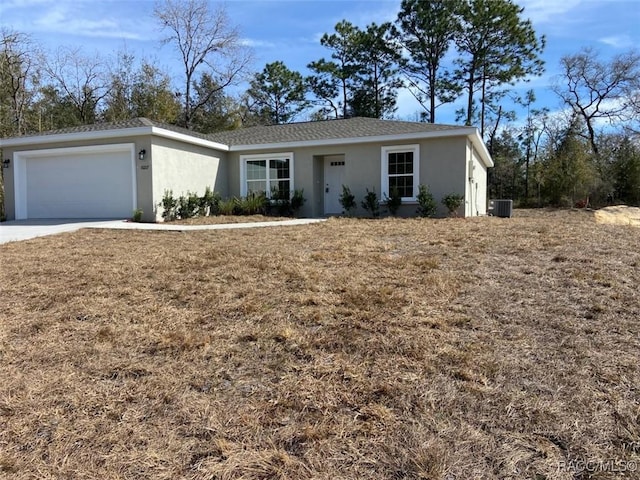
xmin=24 ymin=148 xmax=134 ymax=219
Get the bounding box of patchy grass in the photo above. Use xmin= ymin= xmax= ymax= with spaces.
xmin=0 ymin=209 xmax=638 ymax=479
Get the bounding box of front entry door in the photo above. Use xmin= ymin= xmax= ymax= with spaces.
xmin=324 ymin=155 xmax=346 ymax=215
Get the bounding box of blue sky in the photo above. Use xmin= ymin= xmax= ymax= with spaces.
xmin=1 ymin=0 xmax=639 ymax=125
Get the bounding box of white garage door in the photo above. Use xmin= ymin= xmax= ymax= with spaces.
xmin=16 ymin=144 xmax=136 ymax=219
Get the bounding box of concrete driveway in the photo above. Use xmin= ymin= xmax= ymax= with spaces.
xmin=0 ymin=219 xmax=127 ymax=244
xmin=0 ymin=218 xmax=326 ymax=244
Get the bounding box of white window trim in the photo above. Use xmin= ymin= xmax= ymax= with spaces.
xmin=239 ymin=152 xmax=294 ymax=197
xmin=381 ymin=144 xmax=420 ymax=202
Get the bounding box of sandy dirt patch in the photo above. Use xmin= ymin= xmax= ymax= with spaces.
xmin=594 ymin=205 xmax=640 ymax=227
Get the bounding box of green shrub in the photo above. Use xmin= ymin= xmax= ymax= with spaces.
xmin=361 ymin=188 xmax=380 ymax=218
xmin=188 ymin=192 xmax=201 ymax=217
xmin=131 ymin=209 xmax=143 ymax=223
xmin=219 ymin=197 xmax=239 ymax=215
xmin=384 ymin=186 xmax=402 ymax=216
xmin=239 ymin=192 xmax=268 ymax=215
xmin=176 ymin=192 xmax=200 ymax=219
xmin=442 ymin=193 xmax=464 ymax=217
xmin=270 ymin=186 xmax=292 ymax=216
xmin=176 ymin=196 xmax=189 ymax=219
xmin=160 ymin=190 xmax=178 ymax=221
xmin=201 ymin=187 xmax=221 ymax=216
xmin=339 ymin=185 xmax=357 ymax=215
xmin=291 ymin=189 xmax=306 ymax=215
xmin=416 ymin=184 xmax=437 ymax=217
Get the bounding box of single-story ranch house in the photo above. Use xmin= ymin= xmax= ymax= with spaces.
xmin=0 ymin=117 xmax=493 ymax=222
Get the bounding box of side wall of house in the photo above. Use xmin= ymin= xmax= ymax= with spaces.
xmin=465 ymin=140 xmax=488 ymax=216
xmin=420 ymin=136 xmax=467 ymax=217
xmin=1 ymin=135 xmax=153 ymax=221
xmin=227 ymin=135 xmax=471 ymax=218
xmin=151 ymin=138 xmax=227 ymax=222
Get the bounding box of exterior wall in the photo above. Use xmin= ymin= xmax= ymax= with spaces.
xmin=4 ymin=146 xmax=18 ymax=220
xmin=465 ymin=140 xmax=488 ymax=216
xmin=1 ymin=129 xmax=488 ymax=221
xmin=229 ymin=143 xmax=385 ymax=218
xmin=151 ymin=137 xmax=227 ymax=221
xmin=2 ymin=135 xmax=153 ymax=221
xmin=419 ymin=137 xmax=467 ymax=217
xmin=228 ymin=135 xmax=473 ymax=218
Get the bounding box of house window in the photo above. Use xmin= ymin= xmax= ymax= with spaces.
xmin=240 ymin=153 xmax=293 ymax=198
xmin=381 ymin=144 xmax=420 ymax=201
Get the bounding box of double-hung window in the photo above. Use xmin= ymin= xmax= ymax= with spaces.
xmin=381 ymin=144 xmax=420 ymax=201
xmin=240 ymin=153 xmax=293 ymax=198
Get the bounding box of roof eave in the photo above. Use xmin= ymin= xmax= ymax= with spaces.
xmin=468 ymin=129 xmax=494 ymax=168
xmin=227 ymin=127 xmax=479 ymax=152
xmin=0 ymin=127 xmax=154 ymax=148
xmin=0 ymin=125 xmax=230 ymax=152
xmin=151 ymin=127 xmax=229 ymax=151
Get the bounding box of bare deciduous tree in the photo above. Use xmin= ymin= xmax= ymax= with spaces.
xmin=553 ymin=47 xmax=640 ymax=156
xmin=154 ymin=0 xmax=252 ymax=129
xmin=0 ymin=28 xmax=40 ymax=136
xmin=42 ymin=46 xmax=110 ymax=125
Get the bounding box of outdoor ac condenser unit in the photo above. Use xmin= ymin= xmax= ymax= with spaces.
xmin=488 ymin=199 xmax=513 ymax=218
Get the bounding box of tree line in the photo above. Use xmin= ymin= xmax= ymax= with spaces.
xmin=1 ymin=0 xmax=639 ymax=209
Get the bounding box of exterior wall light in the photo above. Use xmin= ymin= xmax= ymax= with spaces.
xmin=138 ymin=149 xmax=146 ymax=160
xmin=2 ymin=159 xmax=10 ymax=168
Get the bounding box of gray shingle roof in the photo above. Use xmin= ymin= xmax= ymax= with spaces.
xmin=0 ymin=116 xmax=491 ymax=167
xmin=26 ymin=117 xmax=217 ymax=142
xmin=24 ymin=118 xmax=155 ymax=136
xmin=207 ymin=117 xmax=464 ymax=146
xmin=3 ymin=116 xmax=470 ymax=147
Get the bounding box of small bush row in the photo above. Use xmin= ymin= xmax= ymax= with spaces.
xmin=160 ymin=187 xmax=305 ymax=221
xmin=339 ymin=185 xmax=463 ymax=218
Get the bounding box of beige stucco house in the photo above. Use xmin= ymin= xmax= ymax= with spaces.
xmin=0 ymin=117 xmax=493 ymax=222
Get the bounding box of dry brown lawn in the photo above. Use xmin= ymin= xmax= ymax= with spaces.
xmin=168 ymin=215 xmax=291 ymax=225
xmin=0 ymin=209 xmax=639 ymax=479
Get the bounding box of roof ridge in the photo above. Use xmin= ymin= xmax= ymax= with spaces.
xmin=138 ymin=117 xmax=155 ymax=127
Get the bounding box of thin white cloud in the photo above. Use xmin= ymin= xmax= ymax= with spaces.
xmin=6 ymin=1 xmax=144 ymax=41
xmin=518 ymin=0 xmax=585 ymax=24
xmin=599 ymin=35 xmax=634 ymax=49
xmin=241 ymin=38 xmax=277 ymax=49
